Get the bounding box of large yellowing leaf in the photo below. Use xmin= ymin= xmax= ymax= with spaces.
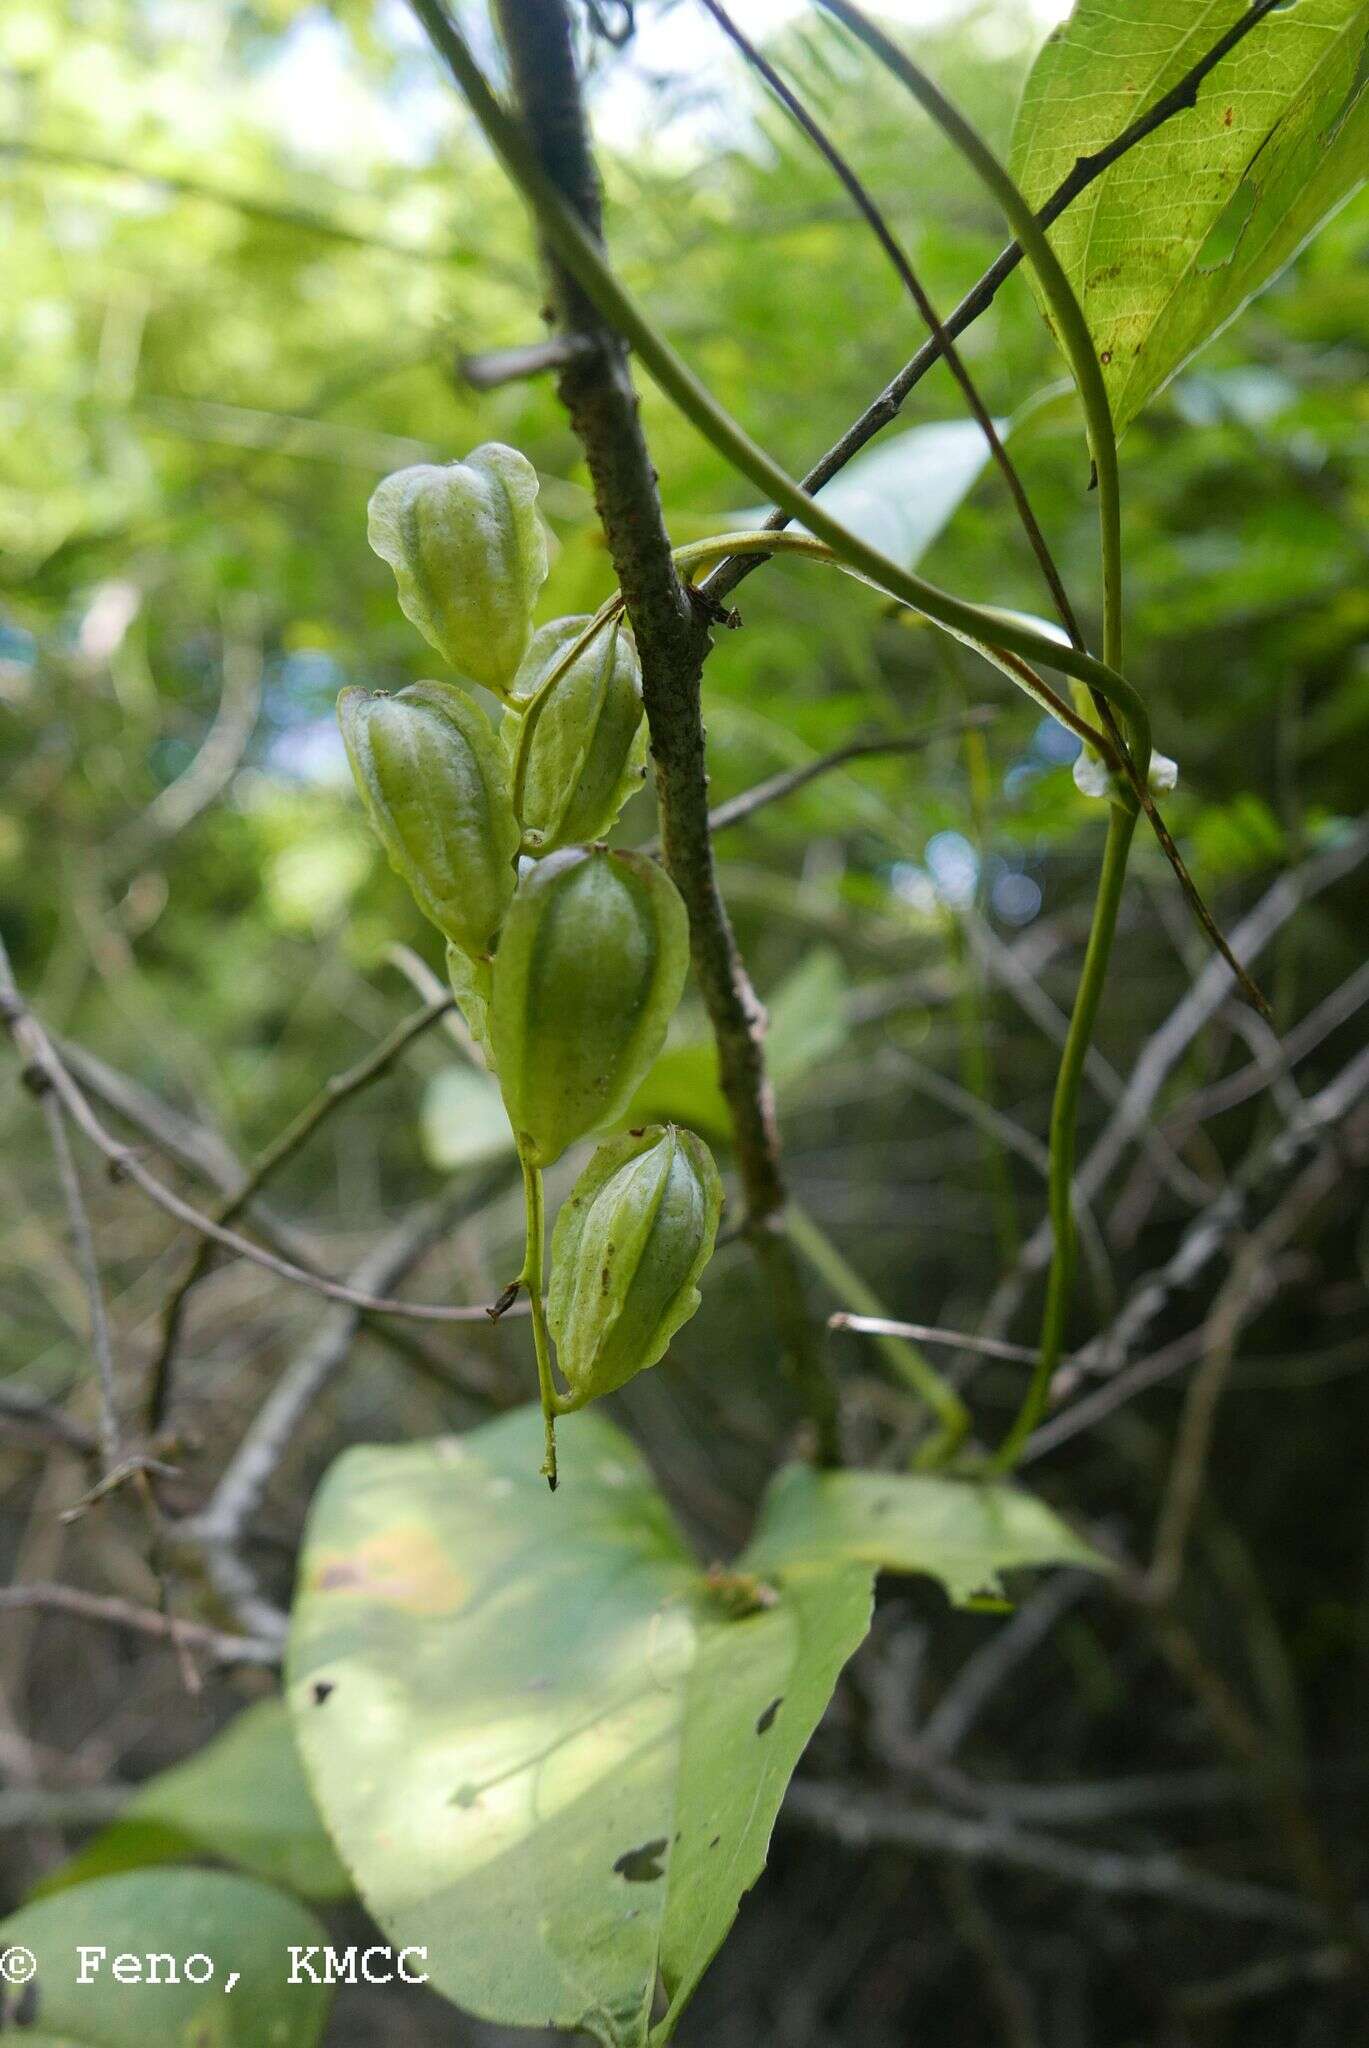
xmin=1011 ymin=0 xmax=1369 ymax=429
xmin=287 ymin=1406 xmax=1097 ymax=2045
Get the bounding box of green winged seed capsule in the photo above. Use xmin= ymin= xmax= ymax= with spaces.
xmin=367 ymin=446 xmax=548 ymax=697
xmin=506 ymin=617 xmax=647 ymax=852
xmin=338 ymin=681 xmax=519 ymax=959
xmin=491 ymin=846 xmax=688 ymax=1165
xmin=548 ymin=1124 xmax=722 ymax=1403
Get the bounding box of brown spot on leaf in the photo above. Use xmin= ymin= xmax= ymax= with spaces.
xmin=614 ymin=1837 xmax=669 ymax=1882
xmin=311 ymin=1680 xmax=335 ymax=1705
xmin=756 ymin=1697 xmax=782 ymax=1735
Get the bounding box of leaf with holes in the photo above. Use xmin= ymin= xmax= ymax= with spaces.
xmin=287 ymin=1405 xmax=1097 ymax=2045
xmin=0 ymin=1869 xmax=332 ymax=2045
xmin=1011 ymin=0 xmax=1369 ymax=429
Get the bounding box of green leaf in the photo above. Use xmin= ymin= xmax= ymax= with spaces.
xmin=0 ymin=1869 xmax=332 ymax=2045
xmin=764 ymin=945 xmax=849 ymax=1088
xmin=621 ymin=1038 xmax=732 ymax=1147
xmin=734 ymin=417 xmax=1000 ymax=566
xmin=744 ymin=1463 xmax=1103 ymax=1606
xmin=287 ymin=1406 xmax=1096 ymax=2045
xmin=420 ymin=1062 xmax=516 ymax=1173
xmin=623 ymin=948 xmax=850 ymax=1143
xmin=41 ymin=1700 xmax=350 ymax=1905
xmin=1011 ymin=0 xmax=1369 ymax=429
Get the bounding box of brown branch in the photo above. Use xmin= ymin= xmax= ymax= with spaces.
xmin=831 ymin=1313 xmax=1040 ymax=1367
xmin=174 ymin=1177 xmax=513 ymax=1647
xmin=0 ymin=936 xmax=123 ymax=1476
xmin=0 ymin=1386 xmax=99 ymax=1459
xmin=147 ymin=989 xmax=456 ymax=1430
xmin=698 ymin=0 xmax=1288 ymax=608
xmin=37 ymin=1090 xmax=123 ymax=1475
xmin=58 ymin=1028 xmax=485 ymax=1410
xmin=0 ymin=1582 xmax=279 ymax=1667
xmin=785 ymin=1779 xmax=1319 ymax=1931
xmin=1127 ymin=1586 xmax=1369 ymax=1978
xmin=0 ymin=949 xmax=520 ymax=1328
xmin=653 ymin=708 xmax=996 ymax=845
xmin=974 ymin=819 xmax=1369 ymax=1350
xmin=428 ymin=0 xmax=838 ymax=1458
xmin=1149 ymin=1075 xmax=1369 ymax=1604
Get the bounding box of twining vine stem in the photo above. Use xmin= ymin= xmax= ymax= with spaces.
xmin=698 ymin=0 xmax=1084 ymax=652
xmin=405 ymin=2 xmax=1148 ymax=732
xmin=697 ymin=0 xmax=1289 ymax=612
xmin=801 ymin=0 xmax=1136 ymax=1462
xmin=510 ymin=530 xmax=1127 ymax=796
xmin=713 ymin=0 xmax=1272 ymax=1012
xmin=991 ymin=804 xmax=1138 ymax=1469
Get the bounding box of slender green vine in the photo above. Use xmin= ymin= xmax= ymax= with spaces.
xmin=807 ymin=0 xmax=1154 ymax=1467
xmin=813 ymin=0 xmax=1126 ymax=685
xmin=989 ymin=803 xmax=1138 ymax=1470
xmin=510 ymin=531 xmax=1130 ymax=823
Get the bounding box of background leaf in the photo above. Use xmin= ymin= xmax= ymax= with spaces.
xmin=419 ymin=1060 xmax=517 ymax=1173
xmin=624 ymin=947 xmax=851 ymax=1143
xmin=1011 ymin=0 xmax=1369 ymax=428
xmin=0 ymin=1869 xmax=332 ymax=2045
xmin=733 ymin=418 xmax=1001 ymax=565
xmin=287 ymin=1406 xmax=1094 ymax=2045
xmin=40 ymin=1699 xmax=350 ymax=1904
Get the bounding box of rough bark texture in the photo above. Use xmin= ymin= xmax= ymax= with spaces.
xmin=492 ymin=0 xmax=837 ymax=1457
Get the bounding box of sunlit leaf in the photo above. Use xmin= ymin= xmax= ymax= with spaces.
xmin=624 ymin=948 xmax=851 ymax=1144
xmin=1011 ymin=0 xmax=1369 ymax=429
xmin=765 ymin=945 xmax=849 ymax=1086
xmin=420 ymin=1061 xmax=517 ymax=1172
xmin=733 ymin=417 xmax=1001 ymax=566
xmin=0 ymin=1869 xmax=332 ymax=2045
xmin=288 ymin=1406 xmax=1097 ymax=2045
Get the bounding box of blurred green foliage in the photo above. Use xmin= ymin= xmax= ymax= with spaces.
xmin=1 ymin=6 xmax=1367 ymax=2032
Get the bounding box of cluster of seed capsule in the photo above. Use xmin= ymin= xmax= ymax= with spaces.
xmin=339 ymin=445 xmax=721 ymax=1416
